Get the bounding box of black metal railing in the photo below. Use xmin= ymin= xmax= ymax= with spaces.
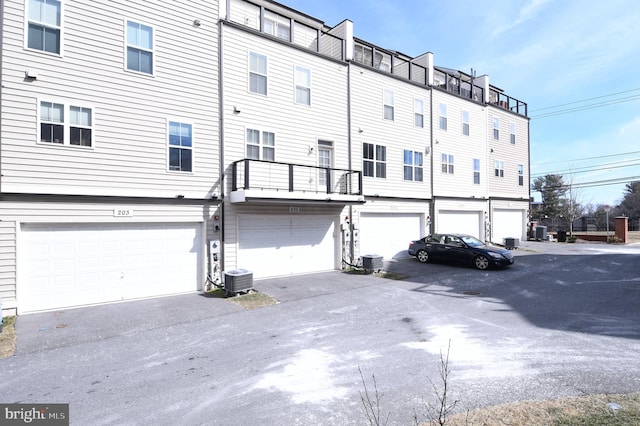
xmin=489 ymin=89 xmax=528 ymax=117
xmin=231 ymin=159 xmax=362 ymax=196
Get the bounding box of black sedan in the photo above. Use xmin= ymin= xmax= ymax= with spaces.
xmin=408 ymin=233 xmax=514 ymax=270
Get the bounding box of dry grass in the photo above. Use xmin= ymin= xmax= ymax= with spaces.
xmin=226 ymin=291 xmax=279 ymax=310
xmin=444 ymin=392 xmax=640 ymax=425
xmin=0 ymin=316 xmax=17 ymax=359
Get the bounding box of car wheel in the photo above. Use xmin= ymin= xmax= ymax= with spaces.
xmin=474 ymin=255 xmax=489 ymax=270
xmin=416 ymin=250 xmax=430 ymax=263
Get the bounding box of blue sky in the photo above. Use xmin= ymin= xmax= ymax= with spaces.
xmin=282 ymin=0 xmax=640 ymax=207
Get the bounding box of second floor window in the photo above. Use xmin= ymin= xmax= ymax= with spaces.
xmin=414 ymin=99 xmax=424 ymax=128
xmin=494 ymin=160 xmax=505 ymax=177
xmin=246 ymin=129 xmax=275 ymax=161
xmin=403 ymin=150 xmax=423 ymax=181
xmin=363 ymin=143 xmax=386 ymax=178
xmin=473 ymin=159 xmax=480 ymax=184
xmin=27 ymin=0 xmax=61 ymax=54
xmin=295 ymin=66 xmax=311 ymax=105
xmin=493 ymin=117 xmax=500 ymax=140
xmin=462 ymin=110 xmax=470 ymax=136
xmin=249 ymin=52 xmax=267 ymax=95
xmin=383 ymin=90 xmax=394 ymax=121
xmin=441 ymin=153 xmax=454 ymax=174
xmin=168 ymin=121 xmax=193 ymax=172
xmin=126 ymin=21 xmax=153 ymax=74
xmin=439 ymin=103 xmax=447 ymax=130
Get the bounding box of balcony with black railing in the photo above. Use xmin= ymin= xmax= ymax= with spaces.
xmin=229 ymin=159 xmax=364 ymax=204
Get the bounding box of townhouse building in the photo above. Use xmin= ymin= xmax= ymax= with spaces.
xmin=0 ymin=0 xmax=529 ymax=314
xmin=0 ymin=0 xmax=221 ymax=314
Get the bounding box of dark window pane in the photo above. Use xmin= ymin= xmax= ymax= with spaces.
xmin=415 ymin=168 xmax=423 ymax=182
xmin=181 ymin=149 xmax=192 ymax=172
xmin=71 ymin=128 xmax=91 ymax=146
xmin=363 ymin=160 xmax=374 ymax=177
xmin=376 ymin=163 xmax=386 ymax=178
xmin=404 ymin=166 xmax=412 ymax=181
xmin=28 ymin=24 xmax=44 ymax=50
xmin=44 ymin=27 xmax=60 ymax=53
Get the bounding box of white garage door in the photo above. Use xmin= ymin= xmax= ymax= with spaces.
xmin=21 ymin=223 xmax=202 ymax=313
xmin=437 ymin=211 xmax=482 ymax=239
xmin=492 ymin=209 xmax=524 ymax=244
xmin=359 ymin=213 xmax=422 ymax=259
xmin=237 ymin=215 xmax=336 ymax=278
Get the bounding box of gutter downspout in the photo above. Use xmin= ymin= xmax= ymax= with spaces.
xmin=429 ymin=87 xmax=435 ymax=235
xmin=218 ymin=19 xmax=226 ymax=274
xmin=347 ymin=62 xmax=355 ymax=265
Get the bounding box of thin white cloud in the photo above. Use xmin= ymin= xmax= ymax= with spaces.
xmin=491 ymin=0 xmax=554 ymax=37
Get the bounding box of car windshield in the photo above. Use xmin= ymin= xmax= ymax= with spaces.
xmin=460 ymin=235 xmax=484 ymax=247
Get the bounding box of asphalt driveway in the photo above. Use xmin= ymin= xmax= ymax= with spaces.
xmin=2 ymin=241 xmax=640 ymax=425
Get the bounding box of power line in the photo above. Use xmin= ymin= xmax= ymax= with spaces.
xmin=529 ymin=87 xmax=640 ymax=113
xmin=530 ymin=159 xmax=640 ymax=178
xmin=530 ymin=94 xmax=640 ymax=119
xmin=531 ymin=150 xmax=640 ymax=167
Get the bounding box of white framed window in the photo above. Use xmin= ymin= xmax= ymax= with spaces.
xmin=26 ymin=0 xmax=61 ymax=54
xmin=126 ymin=20 xmax=153 ymax=74
xmin=38 ymin=100 xmax=93 ymax=147
xmin=263 ymin=10 xmax=290 ymax=41
xmin=403 ymin=150 xmax=423 ymax=181
xmin=441 ymin=153 xmax=454 ymax=174
xmin=510 ymin=122 xmax=516 ymax=144
xmin=249 ymin=52 xmax=267 ymax=95
xmin=439 ymin=103 xmax=447 ymax=130
xmin=414 ymin=99 xmax=424 ymax=128
xmin=70 ymin=106 xmax=92 ymax=146
xmin=363 ymin=143 xmax=386 ymax=178
xmin=473 ymin=158 xmax=480 ymax=184
xmin=295 ymin=66 xmax=311 ymax=106
xmin=493 ymin=117 xmax=500 ymax=140
xmin=494 ymin=160 xmax=505 ymax=177
xmin=518 ymin=164 xmax=524 ymax=186
xmin=462 ymin=110 xmax=470 ymax=136
xmin=246 ymin=128 xmax=275 ymax=161
xmin=317 ymin=140 xmax=333 ymax=187
xmin=168 ymin=121 xmax=193 ymax=172
xmin=383 ymin=90 xmax=394 ymax=121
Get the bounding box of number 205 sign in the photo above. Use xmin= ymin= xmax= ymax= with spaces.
xmin=113 ymin=208 xmax=134 ymax=217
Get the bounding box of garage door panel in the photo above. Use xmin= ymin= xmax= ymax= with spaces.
xmin=493 ymin=210 xmax=524 ymax=243
xmin=21 ymin=223 xmax=202 ymax=313
xmin=437 ymin=211 xmax=482 ymax=239
xmin=359 ymin=213 xmax=422 ymax=260
xmin=237 ymin=215 xmax=336 ymax=278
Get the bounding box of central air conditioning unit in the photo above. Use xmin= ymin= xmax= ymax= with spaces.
xmin=361 ymin=254 xmax=383 ymax=273
xmin=223 ymin=269 xmax=253 ymax=295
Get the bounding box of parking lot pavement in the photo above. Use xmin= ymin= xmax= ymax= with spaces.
xmin=4 ymin=242 xmax=640 ymax=425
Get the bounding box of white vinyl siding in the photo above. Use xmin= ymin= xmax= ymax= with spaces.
xmin=2 ymin=0 xmax=220 ymax=199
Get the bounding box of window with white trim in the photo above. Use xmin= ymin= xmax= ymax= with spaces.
xmin=462 ymin=110 xmax=470 ymax=136
xmin=264 ymin=10 xmax=290 ymax=41
xmin=473 ymin=158 xmax=480 ymax=184
xmin=246 ymin=128 xmax=275 ymax=161
xmin=126 ymin=20 xmax=153 ymax=74
xmin=295 ymin=66 xmax=311 ymax=105
xmin=414 ymin=99 xmax=424 ymax=128
xmin=441 ymin=153 xmax=454 ymax=174
xmin=363 ymin=143 xmax=386 ymax=178
xmin=39 ymin=101 xmax=93 ymax=147
xmin=383 ymin=90 xmax=394 ymax=121
xmin=510 ymin=122 xmax=516 ymax=144
xmin=493 ymin=117 xmax=500 ymax=140
xmin=494 ymin=160 xmax=504 ymax=177
xmin=249 ymin=52 xmax=267 ymax=95
xmin=168 ymin=121 xmax=192 ymax=172
xmin=27 ymin=0 xmax=61 ymax=54
xmin=403 ymin=150 xmax=423 ymax=181
xmin=439 ymin=103 xmax=447 ymax=130
xmin=518 ymin=164 xmax=524 ymax=186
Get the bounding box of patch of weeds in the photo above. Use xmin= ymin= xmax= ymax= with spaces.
xmin=0 ymin=316 xmax=17 ymax=359
xmin=226 ymin=291 xmax=278 ymax=310
xmin=203 ymin=288 xmax=227 ymax=298
xmin=374 ymin=271 xmax=408 ymax=280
